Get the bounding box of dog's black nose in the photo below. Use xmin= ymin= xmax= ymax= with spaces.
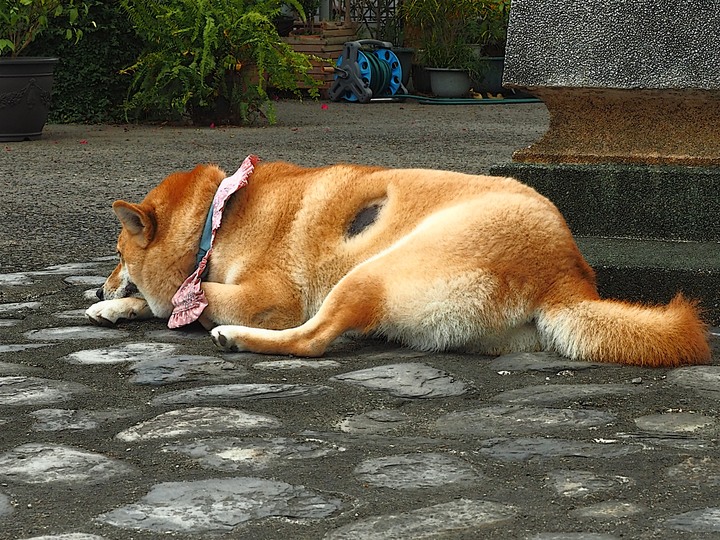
xmin=96 ymin=288 xmax=104 ymax=300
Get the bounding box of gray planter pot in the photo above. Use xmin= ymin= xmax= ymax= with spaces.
xmin=427 ymin=67 xmax=471 ymax=98
xmin=0 ymin=57 xmax=58 ymax=142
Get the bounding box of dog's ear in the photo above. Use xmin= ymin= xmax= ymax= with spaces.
xmin=112 ymin=201 xmax=155 ymax=247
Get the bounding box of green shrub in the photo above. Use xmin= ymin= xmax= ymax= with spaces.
xmin=121 ymin=0 xmax=319 ymax=125
xmin=27 ymin=1 xmax=140 ymax=123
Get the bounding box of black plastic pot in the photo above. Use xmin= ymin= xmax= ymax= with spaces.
xmin=0 ymin=57 xmax=58 ymax=142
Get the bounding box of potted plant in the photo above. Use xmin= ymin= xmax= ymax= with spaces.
xmin=467 ymin=0 xmax=511 ymax=95
xmin=0 ymin=0 xmax=88 ymax=141
xmin=402 ymin=0 xmax=486 ymax=97
xmin=121 ymin=0 xmax=320 ymax=125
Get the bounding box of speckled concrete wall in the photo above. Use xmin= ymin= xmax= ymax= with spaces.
xmin=503 ymin=0 xmax=720 ymax=165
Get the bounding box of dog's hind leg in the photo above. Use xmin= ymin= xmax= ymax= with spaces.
xmin=211 ymin=272 xmax=385 ymax=356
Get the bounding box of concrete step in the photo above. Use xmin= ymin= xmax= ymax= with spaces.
xmin=576 ymin=236 xmax=720 ymax=325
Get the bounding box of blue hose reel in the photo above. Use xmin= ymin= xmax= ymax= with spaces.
xmin=329 ymin=40 xmax=408 ymax=103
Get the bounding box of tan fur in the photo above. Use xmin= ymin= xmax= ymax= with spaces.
xmin=86 ymin=161 xmax=711 ymax=367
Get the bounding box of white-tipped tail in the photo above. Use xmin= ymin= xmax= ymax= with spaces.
xmin=537 ymin=294 xmax=711 ymax=367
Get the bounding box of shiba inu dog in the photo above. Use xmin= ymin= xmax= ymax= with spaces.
xmin=86 ymin=158 xmax=710 ymax=367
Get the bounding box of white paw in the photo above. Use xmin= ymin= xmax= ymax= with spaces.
xmin=85 ymin=300 xmax=126 ymax=326
xmin=85 ymin=298 xmax=152 ymax=326
xmin=211 ymin=325 xmax=250 ymax=352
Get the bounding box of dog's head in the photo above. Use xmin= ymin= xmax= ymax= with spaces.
xmin=97 ymin=165 xmax=226 ymax=318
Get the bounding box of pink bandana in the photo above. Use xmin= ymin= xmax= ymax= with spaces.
xmin=168 ymin=155 xmax=258 ymax=328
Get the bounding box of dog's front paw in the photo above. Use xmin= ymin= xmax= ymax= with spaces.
xmin=86 ymin=300 xmax=124 ymax=326
xmin=211 ymin=325 xmax=250 ymax=352
xmin=85 ymin=298 xmax=152 ymax=327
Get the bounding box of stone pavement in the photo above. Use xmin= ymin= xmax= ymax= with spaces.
xmin=1 ymin=100 xmax=720 ymax=539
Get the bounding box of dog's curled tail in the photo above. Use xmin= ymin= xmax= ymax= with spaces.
xmin=537 ymin=293 xmax=711 ymax=367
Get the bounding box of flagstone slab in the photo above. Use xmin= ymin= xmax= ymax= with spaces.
xmin=330 ymin=362 xmax=466 ymax=398
xmin=545 ymin=470 xmax=635 ymax=498
xmin=0 ymin=344 xmax=55 ymax=354
xmin=666 ymin=507 xmax=720 ymax=532
xmin=529 ymin=534 xmax=620 ymax=540
xmin=63 ymin=275 xmax=107 ymax=286
xmin=64 ymin=343 xmax=178 ymax=365
xmin=338 ymin=409 xmax=410 ymax=434
xmin=569 ymin=501 xmax=644 ymax=519
xmin=478 ymin=438 xmax=643 ymax=461
xmin=97 ymin=477 xmax=343 ymax=533
xmin=30 ymin=408 xmax=135 ymax=432
xmin=253 ymin=359 xmax=342 ymax=371
xmin=33 ymin=262 xmax=107 ymax=276
xmin=25 ymin=326 xmax=130 ymax=341
xmin=53 ymin=309 xmax=91 ymax=319
xmin=489 ymin=352 xmax=606 ymax=373
xmin=163 ymin=436 xmax=344 ymax=471
xmin=494 ymin=384 xmax=643 ymax=404
xmin=634 ymin=412 xmax=717 ymax=434
xmin=354 ymin=453 xmax=481 ymax=489
xmin=666 ymin=366 xmax=720 ymax=399
xmin=129 ymin=355 xmax=247 ymax=385
xmin=0 ymin=301 xmax=41 ymax=314
xmin=0 ymin=443 xmax=136 ymax=484
xmin=0 ymin=492 xmax=11 ymax=518
xmin=324 ymin=499 xmax=515 ymax=539
xmin=19 ymin=534 xmax=107 ymax=540
xmin=665 ymin=457 xmax=720 ymax=486
xmin=149 ymin=383 xmax=329 ymax=406
xmin=0 ymin=273 xmax=34 ymax=286
xmin=435 ymin=405 xmax=615 ymax=436
xmin=0 ymin=377 xmax=90 ymax=406
xmin=115 ymin=407 xmax=282 ymax=442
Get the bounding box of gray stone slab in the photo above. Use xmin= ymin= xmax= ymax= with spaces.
xmin=634 ymin=412 xmax=717 ymax=434
xmin=33 ymin=262 xmax=107 ymax=276
xmin=253 ymin=359 xmax=342 ymax=371
xmin=494 ymin=384 xmax=642 ymax=404
xmin=666 ymin=508 xmax=720 ymax=532
xmin=504 ymin=0 xmax=720 ymax=90
xmin=0 ymin=344 xmax=55 ymax=354
xmin=19 ymin=535 xmax=107 ymax=540
xmin=569 ymin=501 xmax=644 ymax=519
xmin=435 ymin=405 xmax=615 ymax=437
xmin=479 ymin=438 xmax=643 ymax=461
xmin=337 ymin=409 xmax=410 ymax=434
xmin=529 ymin=535 xmax=620 ymax=540
xmin=0 ymin=377 xmax=90 ymax=406
xmin=354 ymin=453 xmax=480 ymax=489
xmin=666 ymin=366 xmax=720 ymax=399
xmin=115 ymin=407 xmax=282 ymax=442
xmin=489 ymin=352 xmax=605 ymax=373
xmin=144 ymin=328 xmax=208 ymax=341
xmin=24 ymin=326 xmax=130 ymax=341
xmin=0 ymin=444 xmax=136 ymax=484
xmin=0 ymin=492 xmax=12 ymax=518
xmin=63 ymin=275 xmax=107 ymax=286
xmin=149 ymin=383 xmax=329 ymax=406
xmin=665 ymin=457 xmax=720 ymax=486
xmin=163 ymin=436 xmax=345 ymax=471
xmin=0 ymin=301 xmax=42 ymax=314
xmin=0 ymin=320 xmax=20 ymax=327
xmin=324 ymin=499 xmax=516 ymax=539
xmin=546 ymin=470 xmax=634 ymax=498
xmin=64 ymin=342 xmax=179 ymax=365
xmin=330 ymin=362 xmax=466 ymax=398
xmin=97 ymin=477 xmax=343 ymax=533
xmin=53 ymin=309 xmax=90 ymax=319
xmin=30 ymin=408 xmax=135 ymax=432
xmin=0 ymin=273 xmax=34 ymax=286
xmin=129 ymin=355 xmax=247 ymax=385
